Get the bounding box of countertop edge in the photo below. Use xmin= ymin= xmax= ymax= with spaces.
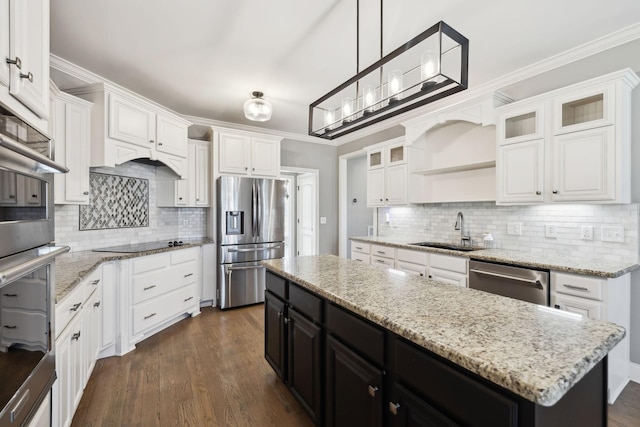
xmin=349 ymin=236 xmax=640 ymax=278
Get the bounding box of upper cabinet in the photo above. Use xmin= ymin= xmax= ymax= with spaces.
xmin=157 ymin=139 xmax=211 ymax=208
xmin=496 ymin=69 xmax=639 ymax=205
xmin=50 ymin=84 xmax=92 ymax=204
xmin=365 ymin=137 xmax=407 ymax=207
xmin=0 ymin=0 xmax=49 ymax=134
xmin=216 ymin=129 xmax=281 ymax=177
xmin=67 ymin=82 xmax=191 ymax=178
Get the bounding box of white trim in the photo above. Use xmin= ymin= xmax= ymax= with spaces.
xmin=630 ymin=362 xmax=640 ymax=384
xmin=281 ymin=166 xmax=320 ymax=256
xmin=50 ymin=54 xmax=103 ymax=85
xmin=338 ymin=150 xmax=367 ymax=258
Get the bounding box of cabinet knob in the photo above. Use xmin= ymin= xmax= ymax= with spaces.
xmin=31 ymin=194 xmax=37 ymax=198
xmin=9 ymin=195 xmax=16 ymax=199
xmin=71 ymin=331 xmax=81 ymax=341
xmin=20 ymin=71 xmax=33 ymax=83
xmin=84 ymin=191 xmax=89 ymax=195
xmin=245 ymin=167 xmax=248 ymax=171
xmin=385 ymin=198 xmax=389 ymax=201
xmin=196 ymin=198 xmax=200 ymax=201
xmin=150 ymin=140 xmax=155 ymax=144
xmin=552 ymin=190 xmax=558 ymax=194
xmin=428 ymin=275 xmax=432 ymax=279
xmin=535 ymin=191 xmax=541 ymax=195
xmin=379 ymin=198 xmax=383 ymax=202
xmin=158 ymin=142 xmax=163 ymax=146
xmin=6 ymin=56 xmax=22 ymax=69
xmin=368 ymin=385 xmax=378 ymax=397
xmin=419 ymin=273 xmax=424 ymax=277
xmin=179 ymin=197 xmax=183 ymax=200
xmin=94 ymin=301 xmax=101 ymax=308
xmin=252 ymin=167 xmax=255 ymax=171
xmin=389 ymin=402 xmax=400 ymax=415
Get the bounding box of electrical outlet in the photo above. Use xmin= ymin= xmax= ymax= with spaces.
xmin=602 ymin=226 xmax=624 ymax=242
xmin=545 ymin=224 xmax=557 ymax=238
xmin=507 ymin=222 xmax=522 ymax=236
xmin=581 ymin=225 xmax=593 ymax=240
xmin=320 ymin=217 xmax=327 ymax=224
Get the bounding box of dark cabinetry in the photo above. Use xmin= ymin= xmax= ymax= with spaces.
xmin=265 ymin=272 xmax=323 ymax=425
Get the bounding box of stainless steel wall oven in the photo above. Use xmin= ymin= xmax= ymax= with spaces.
xmin=0 ymin=104 xmax=69 ymax=426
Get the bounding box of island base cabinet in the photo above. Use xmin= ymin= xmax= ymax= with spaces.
xmin=265 ymin=291 xmax=286 ymax=379
xmin=325 ymin=336 xmax=383 ymax=427
xmin=389 ymin=383 xmax=459 ymax=427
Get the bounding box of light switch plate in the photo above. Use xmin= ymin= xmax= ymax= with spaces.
xmin=507 ymin=222 xmax=522 ymax=236
xmin=602 ymin=226 xmax=624 ymax=242
xmin=320 ymin=217 xmax=327 ymax=224
xmin=581 ymin=225 xmax=593 ymax=240
xmin=545 ymin=224 xmax=557 ymax=238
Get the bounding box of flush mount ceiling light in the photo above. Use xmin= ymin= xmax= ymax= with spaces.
xmin=244 ymin=91 xmax=272 ymax=122
xmin=309 ymin=1 xmax=468 ymax=140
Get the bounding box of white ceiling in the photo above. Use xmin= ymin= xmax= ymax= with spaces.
xmin=50 ymin=0 xmax=640 ymax=141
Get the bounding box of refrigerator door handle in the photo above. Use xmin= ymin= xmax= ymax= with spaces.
xmin=227 ymin=245 xmax=282 ymax=253
xmin=252 ymin=181 xmax=258 ymax=237
xmin=256 ymin=180 xmax=261 ymax=237
xmin=227 ymin=265 xmax=264 ymax=271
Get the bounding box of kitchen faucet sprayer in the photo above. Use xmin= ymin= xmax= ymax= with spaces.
xmin=455 ymin=212 xmax=471 ymax=246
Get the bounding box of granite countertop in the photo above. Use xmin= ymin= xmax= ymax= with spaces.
xmin=350 ymin=236 xmax=640 ymax=278
xmin=54 ymin=239 xmax=213 ymax=303
xmin=263 ymin=255 xmax=625 ymax=407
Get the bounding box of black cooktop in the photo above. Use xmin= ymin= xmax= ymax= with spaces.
xmin=92 ymin=240 xmax=187 ymax=253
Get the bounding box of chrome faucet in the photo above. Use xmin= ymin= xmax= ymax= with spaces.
xmin=454 ymin=211 xmax=471 ymax=246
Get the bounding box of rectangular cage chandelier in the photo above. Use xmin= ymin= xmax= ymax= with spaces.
xmin=308 ymin=21 xmax=469 ymax=140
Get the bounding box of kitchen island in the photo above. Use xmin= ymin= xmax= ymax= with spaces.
xmin=263 ymin=255 xmax=624 ymax=427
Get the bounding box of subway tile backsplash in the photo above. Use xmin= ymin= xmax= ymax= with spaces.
xmin=377 ymin=202 xmax=639 ymax=263
xmin=55 ymin=162 xmax=207 ymax=252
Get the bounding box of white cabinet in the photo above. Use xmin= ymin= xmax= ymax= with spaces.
xmin=428 ymin=253 xmax=468 ymax=287
xmin=366 ymin=137 xmax=407 ymax=207
xmin=396 ymin=249 xmax=428 ymax=277
xmin=550 ymin=271 xmax=630 ymax=404
xmin=50 ymin=84 xmax=92 ymax=204
xmin=53 ymin=266 xmax=102 ymax=427
xmin=66 ymin=82 xmax=190 ymax=177
xmin=217 ymin=130 xmax=281 ymax=177
xmin=370 ymin=244 xmax=396 ymax=267
xmin=156 ymin=139 xmax=211 ymax=207
xmin=350 ymin=241 xmax=371 ymax=264
xmin=127 ymin=248 xmax=200 ymax=347
xmin=496 ymin=69 xmax=639 ymax=205
xmin=0 ymin=0 xmax=49 ymax=134
xmin=26 ymin=391 xmax=51 ymax=427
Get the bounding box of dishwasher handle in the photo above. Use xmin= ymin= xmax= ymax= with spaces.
xmin=469 ymin=268 xmax=543 ymax=289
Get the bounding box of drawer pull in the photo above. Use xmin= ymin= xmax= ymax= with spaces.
xmin=70 ymin=303 xmax=82 ymax=311
xmin=376 ymin=250 xmax=386 ymax=254
xmin=144 ymin=313 xmax=157 ymax=320
xmin=3 ymin=293 xmax=17 ymax=297
xmin=355 ymin=259 xmax=362 ymax=262
xmin=144 ymin=285 xmax=157 ymax=291
xmin=562 ymin=284 xmax=589 ymax=292
xmin=9 ymin=389 xmax=29 ymax=423
xmin=184 ymin=273 xmax=194 ymax=278
xmin=184 ymin=296 xmax=194 ymax=302
xmin=389 ymin=402 xmax=400 ymax=415
xmin=92 ymin=279 xmax=100 ymax=285
xmin=375 ymin=260 xmax=385 ymax=264
xmin=368 ymin=385 xmax=378 ymax=397
xmin=3 ymin=325 xmax=17 ymax=329
xmin=355 ymin=246 xmax=362 ymax=250
xmin=71 ymin=331 xmax=81 ymax=341
xmin=94 ymin=301 xmax=101 ymax=308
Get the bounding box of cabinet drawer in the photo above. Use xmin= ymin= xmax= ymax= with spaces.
xmin=266 ymin=271 xmax=287 ymax=300
xmin=429 ymin=267 xmax=467 ymax=287
xmin=55 ymin=283 xmax=86 ymax=337
xmin=1 ymin=309 xmax=47 ymax=345
xmin=397 ymin=248 xmax=427 ymax=265
xmin=132 ymin=261 xmax=196 ymax=304
xmin=552 ymin=293 xmax=602 ymax=320
xmin=430 ymin=253 xmax=467 ymax=274
xmin=397 ymin=261 xmax=426 ymax=277
xmin=326 ymin=303 xmax=384 ymax=366
xmin=170 ymin=247 xmax=198 ymax=265
xmin=394 ymin=338 xmax=518 ymax=427
xmin=552 ymin=272 xmax=603 ymax=301
xmin=1 ymin=278 xmax=46 ymax=310
xmin=132 ymin=252 xmax=171 ymax=275
xmin=83 ymin=267 xmax=103 ymax=297
xmin=371 ymin=256 xmax=394 ymax=268
xmin=288 ymin=283 xmax=322 ymax=323
xmin=132 ymin=285 xmax=196 ymax=335
xmin=370 ymin=244 xmax=395 ymax=259
xmin=351 ymin=241 xmax=370 ymax=254
xmin=351 ymin=254 xmax=371 ymax=264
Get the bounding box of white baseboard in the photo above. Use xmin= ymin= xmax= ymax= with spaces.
xmin=630 ymin=362 xmax=640 ymax=384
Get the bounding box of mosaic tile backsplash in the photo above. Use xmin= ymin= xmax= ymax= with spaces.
xmin=55 ymin=162 xmax=207 ymax=252
xmin=376 ymin=202 xmax=639 ymax=263
xmin=79 ymin=172 xmax=149 ymax=230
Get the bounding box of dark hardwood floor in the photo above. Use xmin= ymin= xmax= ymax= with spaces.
xmin=72 ymin=304 xmax=640 ymax=426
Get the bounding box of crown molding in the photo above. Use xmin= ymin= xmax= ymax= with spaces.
xmin=50 ymin=54 xmax=103 ymax=85
xmin=183 ymin=115 xmax=336 ymax=146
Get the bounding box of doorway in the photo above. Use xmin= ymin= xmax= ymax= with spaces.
xmin=281 ymin=167 xmax=320 ymax=258
xmin=345 ymin=155 xmax=373 ymax=258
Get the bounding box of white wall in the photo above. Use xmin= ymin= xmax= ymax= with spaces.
xmin=55 ymin=161 xmax=207 ymax=252
xmin=346 ymin=156 xmax=373 ymax=258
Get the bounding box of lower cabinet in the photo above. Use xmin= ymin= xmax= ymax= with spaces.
xmin=265 ymin=275 xmax=323 ymax=425
xmin=26 ymin=391 xmax=52 ymax=427
xmin=389 ymin=383 xmax=458 ymax=427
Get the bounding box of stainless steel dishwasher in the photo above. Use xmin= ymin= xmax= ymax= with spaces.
xmin=468 ymin=260 xmax=550 ymax=305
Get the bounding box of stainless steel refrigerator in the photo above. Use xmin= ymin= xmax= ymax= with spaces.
xmin=217 ymin=176 xmax=286 ymax=309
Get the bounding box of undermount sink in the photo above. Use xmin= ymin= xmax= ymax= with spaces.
xmin=409 ymin=242 xmax=483 ymax=252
